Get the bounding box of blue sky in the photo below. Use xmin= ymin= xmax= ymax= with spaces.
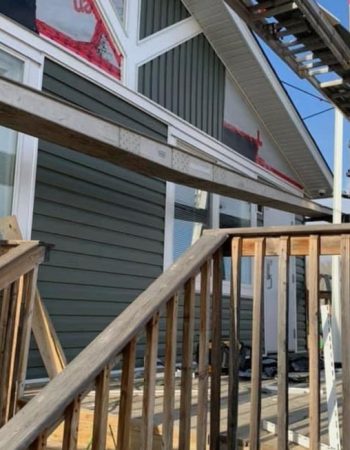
xmin=261 ymin=0 xmax=350 ymax=190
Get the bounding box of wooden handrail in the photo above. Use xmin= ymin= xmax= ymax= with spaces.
xmin=0 ymin=232 xmax=228 ymax=449
xmin=0 ymin=241 xmax=45 ymax=290
xmin=205 ymin=222 xmax=350 ymax=237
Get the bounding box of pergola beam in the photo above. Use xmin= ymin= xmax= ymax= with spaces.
xmin=0 ymin=77 xmax=331 ymax=218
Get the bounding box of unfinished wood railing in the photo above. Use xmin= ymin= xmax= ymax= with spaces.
xmin=0 ymin=240 xmax=46 ymax=427
xmin=0 ymin=223 xmax=350 ymax=450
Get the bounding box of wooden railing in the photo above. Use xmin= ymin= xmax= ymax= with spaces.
xmin=0 ymin=240 xmax=46 ymax=427
xmin=1 ymin=223 xmax=350 ymax=450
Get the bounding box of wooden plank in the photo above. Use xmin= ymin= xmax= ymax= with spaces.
xmin=0 ymin=233 xmax=228 ymax=449
xmin=163 ymin=295 xmax=178 ymax=450
xmin=341 ymin=235 xmax=350 ymax=450
xmin=210 ymin=249 xmax=223 ymax=450
xmin=277 ymin=237 xmax=290 ymax=450
xmin=62 ymin=397 xmax=81 ymax=450
xmin=32 ymin=290 xmax=67 ymax=378
xmin=117 ymin=338 xmax=137 ymax=450
xmin=142 ymin=313 xmax=159 ymax=450
xmin=239 ymin=235 xmax=340 ymax=256
xmin=179 ymin=278 xmax=196 ymax=450
xmin=0 ymin=279 xmax=23 ymax=426
xmin=0 ymin=244 xmax=45 ymax=289
xmin=308 ymin=235 xmax=320 ymax=450
xmin=197 ymin=261 xmax=211 ymax=450
xmin=92 ymin=365 xmax=111 ymax=450
xmin=12 ymin=268 xmax=39 ymax=403
xmin=249 ymin=238 xmax=265 ymax=450
xmin=0 ymin=286 xmax=11 ymax=369
xmin=227 ymin=238 xmax=242 ymax=450
xmin=0 ymin=77 xmax=331 ymax=218
xmin=206 ymin=223 xmax=350 ymax=239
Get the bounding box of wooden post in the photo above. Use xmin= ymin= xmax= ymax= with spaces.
xmin=117 ymin=338 xmax=137 ymax=450
xmin=10 ymin=267 xmax=39 ymax=412
xmin=163 ymin=295 xmax=178 ymax=450
xmin=92 ymin=365 xmax=111 ymax=450
xmin=308 ymin=235 xmax=320 ymax=450
xmin=197 ymin=261 xmax=211 ymax=450
xmin=142 ymin=313 xmax=159 ymax=450
xmin=63 ymin=397 xmax=81 ymax=450
xmin=0 ymin=278 xmax=23 ymax=425
xmin=210 ymin=249 xmax=223 ymax=450
xmin=277 ymin=237 xmax=289 ymax=450
xmin=341 ymin=235 xmax=350 ymax=449
xmin=227 ymin=237 xmax=242 ymax=450
xmin=179 ymin=278 xmax=196 ymax=450
xmin=249 ymin=238 xmax=265 ymax=450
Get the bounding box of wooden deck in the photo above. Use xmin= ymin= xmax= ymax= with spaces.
xmin=25 ymin=372 xmax=340 ymax=450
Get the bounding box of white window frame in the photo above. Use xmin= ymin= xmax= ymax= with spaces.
xmin=0 ymin=28 xmax=44 ymax=239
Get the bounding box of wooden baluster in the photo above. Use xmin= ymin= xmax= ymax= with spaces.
xmin=142 ymin=313 xmax=159 ymax=450
xmin=0 ymin=278 xmax=23 ymax=425
xmin=249 ymin=238 xmax=265 ymax=450
xmin=308 ymin=235 xmax=320 ymax=450
xmin=9 ymin=267 xmax=39 ymax=414
xmin=163 ymin=295 xmax=178 ymax=450
xmin=0 ymin=286 xmax=11 ymax=361
xmin=63 ymin=397 xmax=81 ymax=450
xmin=227 ymin=238 xmax=242 ymax=450
xmin=29 ymin=433 xmax=48 ymax=450
xmin=179 ymin=277 xmax=196 ymax=450
xmin=277 ymin=237 xmax=289 ymax=450
xmin=92 ymin=365 xmax=111 ymax=450
xmin=197 ymin=261 xmax=211 ymax=450
xmin=341 ymin=235 xmax=350 ymax=449
xmin=210 ymin=249 xmax=223 ymax=450
xmin=117 ymin=338 xmax=137 ymax=450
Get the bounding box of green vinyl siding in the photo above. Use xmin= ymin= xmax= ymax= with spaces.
xmin=29 ymin=61 xmax=167 ymax=378
xmin=140 ymin=0 xmax=190 ymax=39
xmin=139 ymin=34 xmax=225 ymax=141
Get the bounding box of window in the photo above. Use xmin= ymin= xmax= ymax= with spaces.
xmin=0 ymin=50 xmax=24 ymax=217
xmin=36 ymin=0 xmax=123 ymax=79
xmin=219 ymin=197 xmax=252 ymax=286
xmin=111 ymin=0 xmax=125 ymax=24
xmin=173 ymin=185 xmax=210 ymax=261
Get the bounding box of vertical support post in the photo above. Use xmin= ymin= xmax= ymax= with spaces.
xmin=210 ymin=249 xmax=223 ymax=450
xmin=179 ymin=278 xmax=196 ymax=450
xmin=227 ymin=237 xmax=242 ymax=450
xmin=117 ymin=338 xmax=137 ymax=450
xmin=277 ymin=237 xmax=289 ymax=450
xmin=11 ymin=267 xmax=39 ymax=408
xmin=92 ymin=365 xmax=111 ymax=450
xmin=142 ymin=313 xmax=159 ymax=450
xmin=63 ymin=397 xmax=81 ymax=450
xmin=0 ymin=278 xmax=23 ymax=425
xmin=341 ymin=235 xmax=350 ymax=449
xmin=163 ymin=295 xmax=178 ymax=450
xmin=197 ymin=261 xmax=211 ymax=450
xmin=249 ymin=238 xmax=265 ymax=450
xmin=308 ymin=235 xmax=320 ymax=450
xmin=332 ymin=108 xmax=343 ymax=363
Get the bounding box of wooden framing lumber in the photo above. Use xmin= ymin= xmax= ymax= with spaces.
xmin=0 ymin=216 xmax=66 ymax=378
xmin=0 ymin=76 xmax=331 ymax=218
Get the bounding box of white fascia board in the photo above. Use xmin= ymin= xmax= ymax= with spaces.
xmin=225 ymin=5 xmax=333 ymax=187
xmin=135 ymin=17 xmax=202 ymax=66
xmin=0 ymin=15 xmax=304 ymax=196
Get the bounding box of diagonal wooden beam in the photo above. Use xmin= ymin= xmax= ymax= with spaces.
xmin=0 ymin=76 xmax=331 ymax=218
